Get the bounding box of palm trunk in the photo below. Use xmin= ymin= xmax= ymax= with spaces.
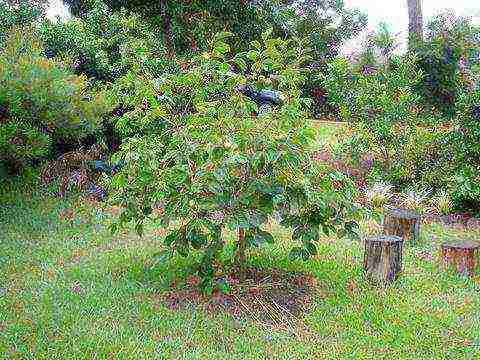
xmin=159 ymin=0 xmax=174 ymax=55
xmin=407 ymin=0 xmax=423 ymax=51
xmin=236 ymin=228 xmax=246 ymax=281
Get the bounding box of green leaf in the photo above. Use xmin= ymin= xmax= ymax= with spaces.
xmin=214 ymin=31 xmax=234 ymax=41
xmin=109 ymin=223 xmax=118 ymax=236
xmin=261 ymin=28 xmax=274 ymax=41
xmin=187 ymin=229 xmax=207 ymax=249
xmin=213 ymin=42 xmax=230 ymax=58
xmin=164 ymin=231 xmax=177 ymax=246
xmin=135 ymin=221 xmax=144 ymax=236
xmin=251 ymin=40 xmax=262 ymax=50
xmin=251 ymin=229 xmax=274 ymax=246
xmin=289 ymin=247 xmax=305 ymax=261
xmin=218 ymin=62 xmax=230 ymax=73
xmin=247 ymin=50 xmax=260 ymax=61
xmin=199 ymin=277 xmax=214 ymax=296
xmin=305 ymin=242 xmax=317 ymax=256
xmin=151 ymin=250 xmax=173 ymax=266
xmin=217 ymin=280 xmax=231 ymax=295
xmin=177 ymin=244 xmax=190 ymax=258
xmin=234 ymin=57 xmax=247 ymax=71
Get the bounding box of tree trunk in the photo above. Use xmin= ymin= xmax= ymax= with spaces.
xmin=364 ymin=235 xmax=404 ymax=284
xmin=159 ymin=0 xmax=174 ymax=55
xmin=236 ymin=228 xmax=246 ymax=281
xmin=407 ymin=0 xmax=423 ymax=51
xmin=441 ymin=241 xmax=480 ymax=277
xmin=383 ymin=207 xmax=421 ymax=244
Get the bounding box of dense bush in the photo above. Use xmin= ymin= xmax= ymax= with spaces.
xmin=322 ymin=29 xmax=480 ymax=213
xmin=108 ymin=31 xmax=359 ymax=291
xmin=59 ymin=0 xmax=366 ymax=123
xmin=64 ymin=0 xmax=275 ymax=54
xmin=0 ymin=0 xmax=46 ymax=43
xmin=0 ymin=28 xmax=107 ymax=173
xmin=322 ymin=55 xmax=418 ymax=175
xmin=450 ymin=87 xmax=480 ymax=212
xmin=63 ymin=0 xmax=366 ymax=58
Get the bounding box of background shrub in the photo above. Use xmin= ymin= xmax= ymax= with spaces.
xmin=40 ymin=4 xmax=173 ymax=83
xmin=0 ymin=28 xmax=107 ymax=174
xmin=321 ymin=49 xmax=458 ymax=201
xmin=414 ymin=12 xmax=480 ymax=119
xmin=0 ymin=0 xmax=46 ymax=44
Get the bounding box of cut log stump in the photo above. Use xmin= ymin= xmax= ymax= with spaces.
xmin=383 ymin=207 xmax=421 ymax=243
xmin=364 ymin=235 xmax=404 ymax=284
xmin=441 ymin=241 xmax=480 ymax=277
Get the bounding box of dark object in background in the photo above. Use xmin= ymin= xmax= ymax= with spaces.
xmin=0 ymin=161 xmax=8 ymax=182
xmin=52 ymin=134 xmax=97 ymax=160
xmin=90 ymin=159 xmax=125 ymax=176
xmin=91 ymin=160 xmax=112 ymax=174
xmin=241 ymin=85 xmax=284 ymax=107
xmin=472 ymin=105 xmax=480 ymax=120
xmin=103 ymin=106 xmax=135 ymax=153
xmin=87 ymin=184 xmax=107 ymax=201
xmin=0 ymin=103 xmax=8 ymax=123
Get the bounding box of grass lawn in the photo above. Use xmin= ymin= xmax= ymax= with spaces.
xmin=1 ymin=123 xmax=480 ymax=359
xmin=1 ymin=189 xmax=480 ymax=359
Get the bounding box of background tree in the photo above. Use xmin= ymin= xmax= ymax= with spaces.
xmin=62 ymin=0 xmax=366 ymax=59
xmin=41 ymin=4 xmax=173 ymax=83
xmin=415 ymin=12 xmax=480 ymax=118
xmin=0 ymin=0 xmax=47 ymax=43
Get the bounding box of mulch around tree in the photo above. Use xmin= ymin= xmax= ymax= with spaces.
xmin=155 ymin=268 xmax=328 ymax=332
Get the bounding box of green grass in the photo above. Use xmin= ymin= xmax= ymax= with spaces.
xmin=1 ymin=189 xmax=480 ymax=359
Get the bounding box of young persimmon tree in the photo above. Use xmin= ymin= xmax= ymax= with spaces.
xmin=108 ymin=31 xmax=358 ymax=290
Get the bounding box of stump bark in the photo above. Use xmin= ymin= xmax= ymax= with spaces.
xmin=441 ymin=241 xmax=480 ymax=277
xmin=364 ymin=235 xmax=404 ymax=284
xmin=383 ymin=207 xmax=421 ymax=243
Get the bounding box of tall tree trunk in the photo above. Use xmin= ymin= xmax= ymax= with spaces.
xmin=407 ymin=0 xmax=423 ymax=51
xmin=236 ymin=228 xmax=246 ymax=281
xmin=159 ymin=0 xmax=174 ymax=56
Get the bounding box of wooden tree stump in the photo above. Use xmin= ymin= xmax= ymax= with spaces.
xmin=382 ymin=207 xmax=421 ymax=243
xmin=441 ymin=241 xmax=480 ymax=277
xmin=364 ymin=235 xmax=404 ymax=284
